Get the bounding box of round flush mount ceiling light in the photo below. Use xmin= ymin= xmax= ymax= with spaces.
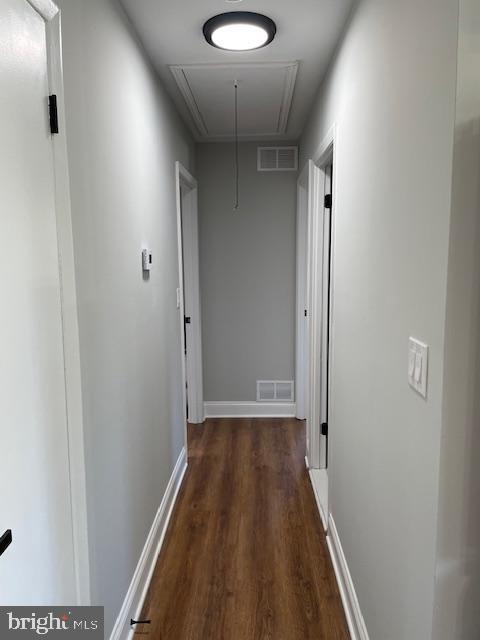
xmin=203 ymin=12 xmax=277 ymax=51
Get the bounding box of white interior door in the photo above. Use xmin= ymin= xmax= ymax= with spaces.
xmin=319 ymin=164 xmax=333 ymax=467
xmin=176 ymin=163 xmax=204 ymax=425
xmin=0 ymin=0 xmax=76 ymax=604
xmin=306 ymin=160 xmax=322 ymax=467
xmin=306 ymin=159 xmax=333 ymax=470
xmin=295 ymin=169 xmax=309 ymax=421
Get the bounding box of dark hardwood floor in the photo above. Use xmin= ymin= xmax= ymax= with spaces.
xmin=138 ymin=418 xmax=350 ymax=639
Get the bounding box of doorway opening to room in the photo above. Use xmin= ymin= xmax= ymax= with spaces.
xmin=296 ymin=131 xmax=336 ymax=530
xmin=175 ymin=162 xmax=204 ymax=438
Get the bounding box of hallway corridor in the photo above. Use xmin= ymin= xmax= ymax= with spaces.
xmin=139 ymin=419 xmax=349 ymax=639
xmin=4 ymin=1 xmax=480 ymax=637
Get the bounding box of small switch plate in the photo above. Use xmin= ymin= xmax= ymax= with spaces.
xmin=408 ymin=337 xmax=428 ymax=398
xmin=142 ymin=248 xmax=152 ymax=273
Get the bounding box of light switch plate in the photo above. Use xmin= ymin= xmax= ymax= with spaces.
xmin=408 ymin=337 xmax=428 ymax=398
xmin=142 ymin=248 xmax=152 ymax=272
xmin=142 ymin=249 xmax=152 ymax=273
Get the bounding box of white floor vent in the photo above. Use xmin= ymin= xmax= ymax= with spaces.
xmin=257 ymin=147 xmax=298 ymax=172
xmin=257 ymin=380 xmax=295 ymax=402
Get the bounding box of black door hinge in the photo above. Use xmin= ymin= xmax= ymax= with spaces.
xmin=0 ymin=530 xmax=12 ymax=557
xmin=304 ymin=309 xmax=308 ymax=317
xmin=49 ymin=94 xmax=59 ymax=134
xmin=184 ymin=316 xmax=191 ymax=324
xmin=324 ymin=194 xmax=332 ymax=210
xmin=321 ymin=422 xmax=329 ymax=437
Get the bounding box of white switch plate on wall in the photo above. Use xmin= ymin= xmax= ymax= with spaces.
xmin=408 ymin=337 xmax=428 ymax=398
xmin=142 ymin=248 xmax=152 ymax=272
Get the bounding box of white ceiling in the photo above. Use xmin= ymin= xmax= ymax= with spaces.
xmin=121 ymin=0 xmax=354 ymax=142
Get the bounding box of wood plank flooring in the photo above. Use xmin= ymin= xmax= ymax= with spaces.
xmin=138 ymin=418 xmax=350 ymax=639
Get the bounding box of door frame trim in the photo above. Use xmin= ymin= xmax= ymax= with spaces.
xmin=306 ymin=158 xmax=323 ymax=469
xmin=313 ymin=125 xmax=337 ymax=473
xmin=175 ymin=162 xmax=204 ymax=430
xmin=44 ymin=5 xmax=91 ymax=604
xmin=297 ymin=125 xmax=337 ymax=472
xmin=27 ymin=0 xmax=58 ymax=20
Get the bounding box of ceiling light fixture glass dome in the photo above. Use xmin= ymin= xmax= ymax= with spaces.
xmin=203 ymin=12 xmax=277 ymax=51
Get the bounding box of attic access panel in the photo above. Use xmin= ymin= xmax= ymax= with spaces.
xmin=170 ymin=62 xmax=298 ymax=140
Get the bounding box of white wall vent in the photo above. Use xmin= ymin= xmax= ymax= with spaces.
xmin=257 ymin=147 xmax=298 ymax=172
xmin=257 ymin=380 xmax=295 ymax=402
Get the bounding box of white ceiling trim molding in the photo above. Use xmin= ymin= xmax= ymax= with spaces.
xmin=277 ymin=63 xmax=298 ymax=133
xmin=169 ymin=62 xmax=299 ymax=142
xmin=195 ymin=133 xmax=299 ymax=143
xmin=27 ymin=0 xmax=59 ymax=21
xmin=169 ymin=66 xmax=210 ymax=138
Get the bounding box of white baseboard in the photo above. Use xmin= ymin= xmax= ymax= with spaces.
xmin=326 ymin=516 xmax=370 ymax=640
xmin=204 ymin=401 xmax=296 ymax=418
xmin=110 ymin=447 xmax=187 ymax=640
xmin=309 ymin=469 xmax=328 ymax=532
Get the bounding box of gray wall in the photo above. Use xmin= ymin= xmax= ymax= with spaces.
xmin=58 ymin=0 xmax=194 ymax=633
xmin=433 ymin=0 xmax=480 ymax=636
xmin=300 ymin=0 xmax=458 ymax=638
xmin=197 ymin=142 xmax=297 ymax=402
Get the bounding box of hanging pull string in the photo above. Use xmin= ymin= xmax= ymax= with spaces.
xmin=234 ymin=80 xmax=239 ymax=211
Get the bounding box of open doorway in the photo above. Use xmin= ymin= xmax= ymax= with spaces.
xmin=175 ymin=162 xmax=204 ymax=432
xmin=296 ymin=130 xmax=336 ymax=531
